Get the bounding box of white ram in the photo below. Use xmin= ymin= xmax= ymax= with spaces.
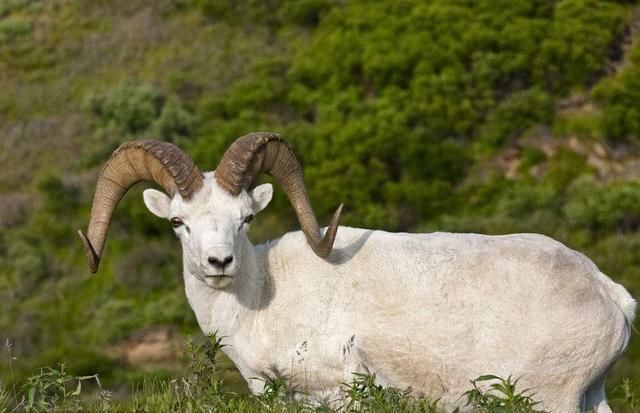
xmin=79 ymin=133 xmax=635 ymax=412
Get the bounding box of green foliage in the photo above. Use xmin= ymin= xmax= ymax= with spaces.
xmin=612 ymin=378 xmax=640 ymax=412
xmin=38 ymin=176 xmax=80 ymax=216
xmin=189 ymin=0 xmax=629 ymax=231
xmin=86 ymin=84 xmax=164 ymax=135
xmin=0 ymin=383 xmax=9 ymax=413
xmin=0 ymin=0 xmax=41 ymax=17
xmin=4 ymin=346 xmax=567 ymax=413
xmin=534 ymin=0 xmax=628 ymax=93
xmin=517 ymin=147 xmax=547 ymax=176
xmin=593 ymin=65 xmax=640 ymax=144
xmin=553 ymin=110 xmax=604 ymax=139
xmin=257 ymin=375 xmax=301 ymax=409
xmin=543 ymin=148 xmax=594 ymax=190
xmin=185 ymin=333 xmax=225 ymax=391
xmin=342 ymin=372 xmax=438 ymax=412
xmin=477 ymin=89 xmax=554 ymax=151
xmin=193 ymin=0 xmax=338 ymax=27
xmin=462 ymin=375 xmax=546 ymax=412
xmin=22 ymin=364 xmax=102 ymax=412
xmin=279 ymin=0 xmax=336 ymax=27
xmin=565 ymin=178 xmax=640 ymax=233
xmin=153 ymin=99 xmax=197 ymax=140
xmin=85 ymin=83 xmax=196 ymax=140
xmin=0 ymin=17 xmax=31 ymax=43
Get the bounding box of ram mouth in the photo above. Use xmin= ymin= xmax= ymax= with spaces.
xmin=204 ymin=274 xmax=232 ymax=278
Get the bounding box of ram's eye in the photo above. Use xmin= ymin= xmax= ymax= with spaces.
xmin=243 ymin=214 xmax=254 ymax=224
xmin=170 ymin=217 xmax=184 ymax=228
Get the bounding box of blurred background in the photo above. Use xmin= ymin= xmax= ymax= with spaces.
xmin=1 ymin=0 xmax=640 ymax=402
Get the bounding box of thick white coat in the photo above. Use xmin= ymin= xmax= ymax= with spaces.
xmin=142 ymin=173 xmax=635 ymax=412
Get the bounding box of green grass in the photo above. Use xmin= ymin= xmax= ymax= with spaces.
xmin=1 ymin=334 xmax=581 ymax=413
xmin=2 ymin=334 xmax=640 ymax=412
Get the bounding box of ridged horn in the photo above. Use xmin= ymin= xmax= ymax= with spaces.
xmin=215 ymin=132 xmax=342 ymax=258
xmin=78 ymin=140 xmax=203 ymax=273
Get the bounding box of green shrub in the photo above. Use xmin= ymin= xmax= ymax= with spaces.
xmin=279 ymin=0 xmax=336 ymax=27
xmin=593 ymin=66 xmax=640 ymax=144
xmin=533 ymin=0 xmax=628 ymax=93
xmin=85 ymin=84 xmax=164 ymax=135
xmin=517 ymin=147 xmax=547 ymax=176
xmin=0 ymin=0 xmax=41 ymax=17
xmin=0 ymin=17 xmax=31 ymax=42
xmin=565 ymin=178 xmax=640 ymax=233
xmin=4 ymin=239 xmax=47 ymax=295
xmin=477 ymin=89 xmax=554 ymax=152
xmin=86 ymin=83 xmax=197 ymax=143
xmin=152 ymin=100 xmax=197 ymax=141
xmin=553 ymin=110 xmax=604 ymax=139
xmin=543 ymin=148 xmax=594 ymax=190
xmin=37 ymin=176 xmax=79 ymax=216
xmin=493 ymin=183 xmax=557 ymax=218
xmin=193 ymin=0 xmax=283 ymax=27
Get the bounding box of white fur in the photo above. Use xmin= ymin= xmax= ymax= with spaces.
xmin=143 ymin=173 xmax=636 ymax=412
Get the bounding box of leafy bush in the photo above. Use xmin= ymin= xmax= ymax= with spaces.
xmin=553 ymin=110 xmax=604 ymax=139
xmin=0 ymin=17 xmax=31 ymax=42
xmin=38 ymin=176 xmax=80 ymax=216
xmin=85 ymin=83 xmax=197 ymax=144
xmin=593 ymin=66 xmax=640 ymax=144
xmin=0 ymin=0 xmax=41 ymax=17
xmin=279 ymin=0 xmax=336 ymax=27
xmin=542 ymin=148 xmax=594 ymax=190
xmin=152 ymin=100 xmax=197 ymax=141
xmin=86 ymin=84 xmax=164 ymax=135
xmin=477 ymin=89 xmax=554 ymax=151
xmin=565 ymin=178 xmax=640 ymax=233
xmin=534 ymin=0 xmax=628 ymax=93
xmin=516 ymin=147 xmax=547 ymax=176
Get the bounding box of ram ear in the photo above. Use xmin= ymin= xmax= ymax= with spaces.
xmin=143 ymin=189 xmax=172 ymax=219
xmin=250 ymin=183 xmax=273 ymax=213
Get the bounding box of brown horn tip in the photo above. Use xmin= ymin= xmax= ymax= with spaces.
xmin=78 ymin=229 xmax=99 ymax=273
xmin=311 ymin=203 xmax=343 ymax=258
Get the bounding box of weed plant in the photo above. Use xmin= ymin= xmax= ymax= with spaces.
xmin=612 ymin=378 xmax=640 ymax=413
xmin=462 ymin=375 xmax=544 ymax=413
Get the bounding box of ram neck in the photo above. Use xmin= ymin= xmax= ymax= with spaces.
xmin=182 ymin=235 xmax=266 ymax=338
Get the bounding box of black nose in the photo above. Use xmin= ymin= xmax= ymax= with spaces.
xmin=208 ymin=255 xmax=233 ymax=268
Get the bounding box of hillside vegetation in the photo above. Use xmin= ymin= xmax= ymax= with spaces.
xmin=2 ymin=0 xmax=640 ymax=409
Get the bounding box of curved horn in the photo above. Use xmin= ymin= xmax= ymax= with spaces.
xmin=215 ymin=132 xmax=342 ymax=258
xmin=78 ymin=140 xmax=203 ymax=273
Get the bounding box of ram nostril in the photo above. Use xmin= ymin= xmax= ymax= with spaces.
xmin=208 ymin=255 xmax=233 ymax=268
